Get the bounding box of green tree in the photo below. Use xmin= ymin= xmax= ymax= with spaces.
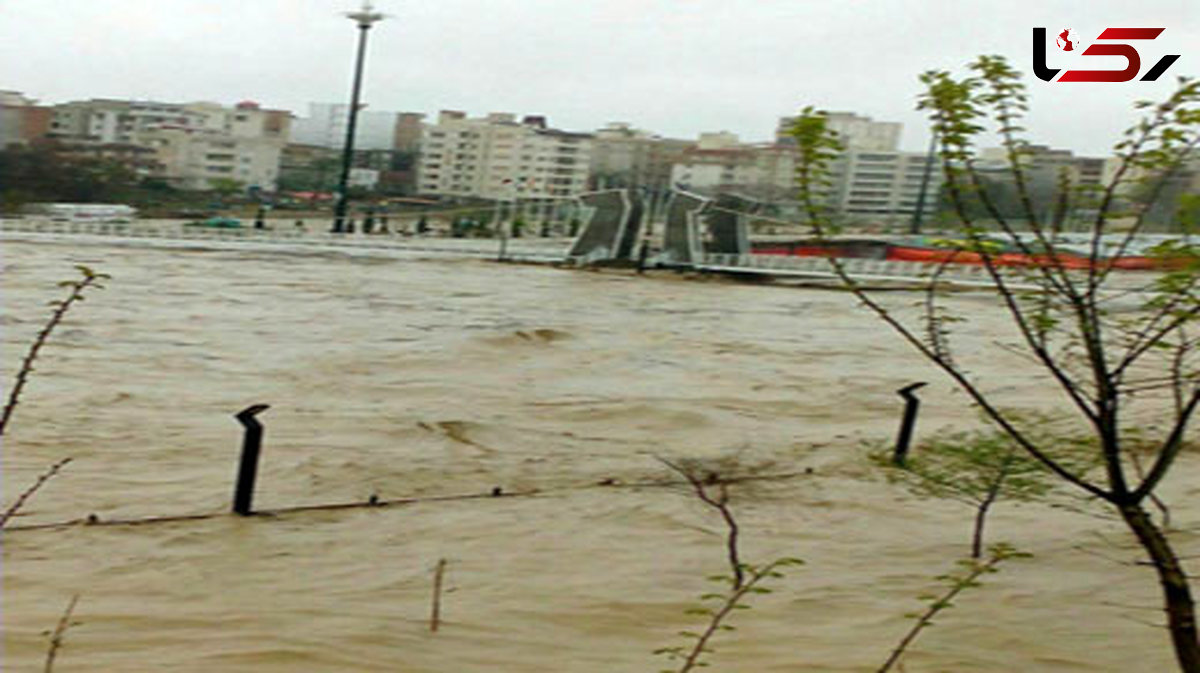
xmin=1176 ymin=193 xmax=1200 ymax=234
xmin=791 ymin=60 xmax=1200 ymax=671
xmin=0 ymin=141 xmax=139 ymax=209
xmin=208 ymin=178 xmax=244 ymax=198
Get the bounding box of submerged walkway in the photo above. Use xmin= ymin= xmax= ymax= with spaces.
xmin=0 ymin=218 xmax=571 ymax=264
xmin=1 ymin=218 xmax=1154 ymax=295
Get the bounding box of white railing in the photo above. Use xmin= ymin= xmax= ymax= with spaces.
xmin=0 ymin=219 xmax=573 ymax=264
xmin=0 ymin=219 xmax=1098 ymax=290
xmin=697 ymin=253 xmax=1037 ymax=289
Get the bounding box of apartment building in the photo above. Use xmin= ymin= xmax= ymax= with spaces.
xmin=670 ymin=112 xmax=941 ymax=226
xmin=138 ymin=129 xmax=284 ymax=191
xmin=393 ymin=112 xmax=425 ymax=153
xmin=589 ymin=122 xmax=694 ymax=191
xmin=44 ymin=98 xmax=290 ymax=191
xmin=417 ymin=111 xmax=592 ymax=200
xmin=775 ymin=111 xmax=902 ymax=152
xmin=978 ymin=145 xmax=1109 ymax=189
xmin=0 ymin=91 xmax=53 ymax=148
xmin=969 ymin=145 xmax=1115 ymax=223
xmin=829 ymin=150 xmax=942 ymax=225
xmin=50 ymin=99 xmax=226 ymax=143
xmin=779 ymin=112 xmax=941 ymax=224
xmin=670 ymin=138 xmax=799 ymax=202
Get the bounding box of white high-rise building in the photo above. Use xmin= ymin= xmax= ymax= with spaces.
xmin=588 ymin=122 xmax=694 ymax=190
xmin=829 ymin=150 xmax=941 ymax=225
xmin=290 ymin=102 xmax=398 ymax=151
xmin=776 ymin=111 xmax=901 ymax=152
xmin=417 ymin=111 xmax=592 ymax=200
xmin=669 ymin=143 xmax=797 ymax=202
xmin=671 ymin=111 xmax=941 ymax=226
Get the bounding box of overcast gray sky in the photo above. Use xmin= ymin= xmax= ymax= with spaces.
xmin=1 ymin=0 xmax=1195 ymax=154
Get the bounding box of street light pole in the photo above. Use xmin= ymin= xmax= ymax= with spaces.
xmin=909 ymin=132 xmax=938 ymax=236
xmin=332 ymin=1 xmax=385 ymax=233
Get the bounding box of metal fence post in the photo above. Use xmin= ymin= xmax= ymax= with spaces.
xmin=893 ymin=382 xmax=927 ymax=467
xmin=233 ymin=404 xmax=270 ymax=516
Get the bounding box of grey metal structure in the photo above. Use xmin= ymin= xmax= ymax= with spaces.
xmin=660 ymin=189 xmax=710 ymax=265
xmin=567 ymin=189 xmax=644 ymax=262
xmin=704 ymin=193 xmax=754 ymax=255
xmin=567 ymin=188 xmax=750 ymax=265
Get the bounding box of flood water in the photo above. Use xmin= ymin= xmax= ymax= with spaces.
xmin=2 ymin=238 xmax=1195 ymax=671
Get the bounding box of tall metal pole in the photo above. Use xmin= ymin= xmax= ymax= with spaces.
xmin=333 ymin=2 xmax=385 ymax=233
xmin=909 ymin=132 xmax=938 ymax=235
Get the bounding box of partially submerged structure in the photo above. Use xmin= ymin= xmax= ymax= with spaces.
xmin=567 ymin=187 xmax=751 ymax=266
xmin=567 ymin=188 xmax=644 ymax=263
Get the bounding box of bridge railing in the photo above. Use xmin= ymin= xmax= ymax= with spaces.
xmin=0 ymin=219 xmax=573 ymax=263
xmin=698 ymin=252 xmax=1039 ymax=288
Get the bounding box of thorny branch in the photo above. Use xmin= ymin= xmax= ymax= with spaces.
xmin=430 ymin=558 xmax=447 ymax=632
xmin=43 ymin=594 xmax=80 ymax=673
xmin=0 ymin=457 xmax=73 ymax=528
xmin=1 ymin=266 xmax=109 ymax=437
xmin=877 ymin=547 xmax=1021 ymax=673
xmin=673 ymin=561 xmax=787 ymax=673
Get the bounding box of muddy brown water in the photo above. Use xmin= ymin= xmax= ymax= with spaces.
xmin=1 ymin=239 xmax=1194 ymax=672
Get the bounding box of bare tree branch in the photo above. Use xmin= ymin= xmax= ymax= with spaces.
xmin=672 ymin=561 xmax=787 ymax=673
xmin=1134 ymin=386 xmax=1200 ymax=501
xmin=658 ymin=456 xmax=744 ymax=589
xmin=43 ymin=594 xmax=80 ymax=673
xmin=1098 ymin=134 xmax=1200 ymax=287
xmin=0 ymin=457 xmax=72 ymax=528
xmin=1 ymin=267 xmax=108 ymax=437
xmin=1114 ymin=305 xmax=1200 ymax=381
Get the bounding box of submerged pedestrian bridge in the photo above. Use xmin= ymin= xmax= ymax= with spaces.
xmin=1 ymin=188 xmax=1113 ymax=291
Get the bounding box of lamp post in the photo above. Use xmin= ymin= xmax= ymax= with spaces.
xmin=332 ymin=1 xmax=385 ymax=233
xmin=909 ymin=132 xmax=938 ymax=235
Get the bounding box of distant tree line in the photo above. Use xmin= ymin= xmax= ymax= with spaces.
xmin=0 ymin=141 xmax=143 ymax=212
xmin=0 ymin=141 xmax=240 ymax=215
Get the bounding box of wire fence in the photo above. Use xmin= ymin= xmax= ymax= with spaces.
xmin=2 ymin=470 xmax=812 ymax=534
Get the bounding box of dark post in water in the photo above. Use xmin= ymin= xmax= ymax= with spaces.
xmin=233 ymin=404 xmax=271 ymax=516
xmin=893 ymin=382 xmax=927 ymax=467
